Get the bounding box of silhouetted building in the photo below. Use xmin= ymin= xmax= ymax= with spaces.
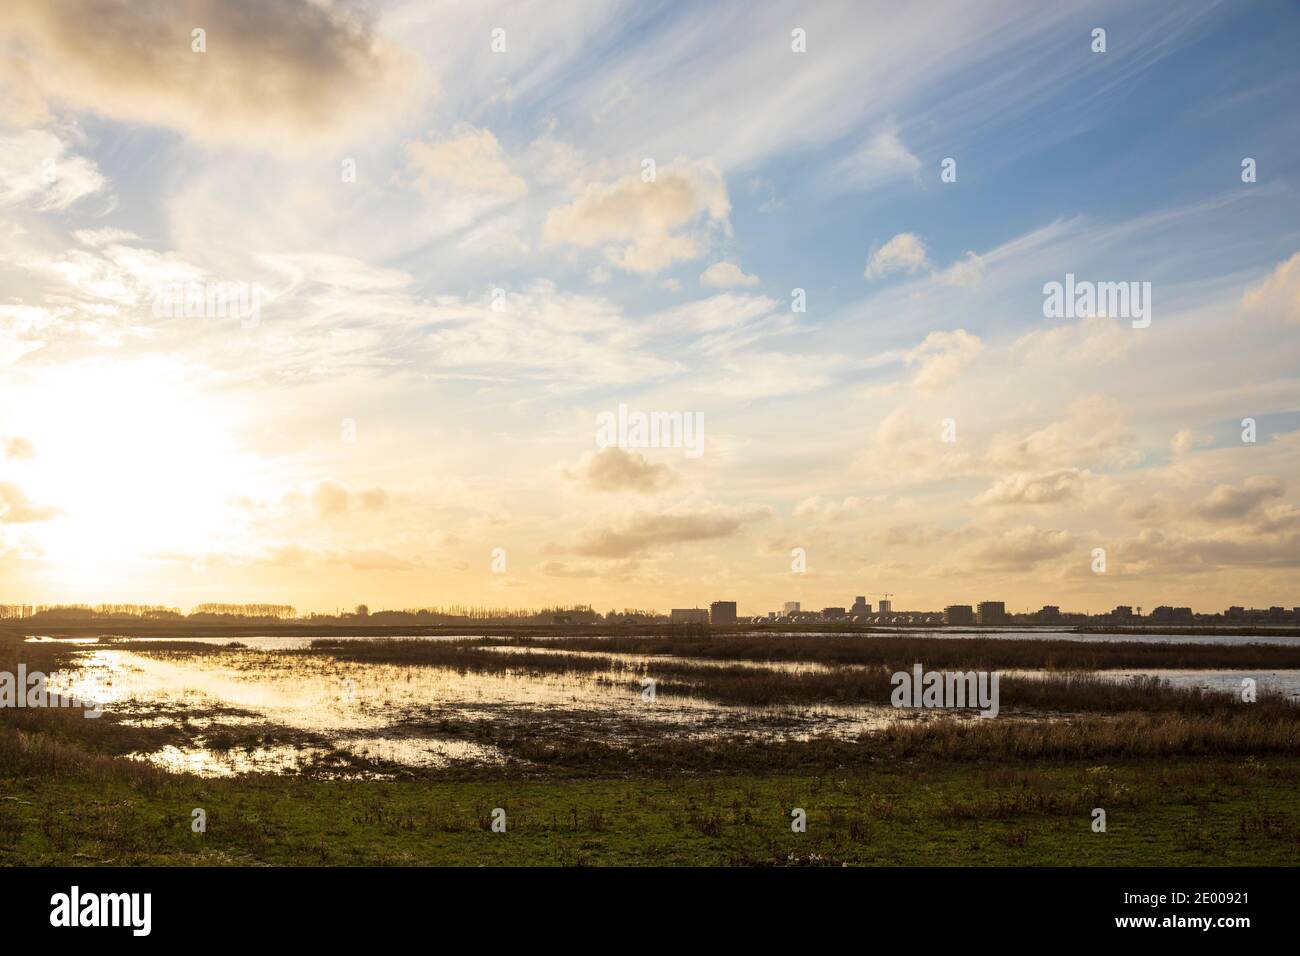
xmin=850 ymin=596 xmax=871 ymax=616
xmin=709 ymin=601 xmax=737 ymax=625
xmin=878 ymin=599 xmax=893 ymax=614
xmin=821 ymin=607 xmax=846 ymax=620
xmin=783 ymin=601 xmax=800 ymax=614
xmin=1035 ymin=605 xmax=1061 ymax=624
xmin=944 ymin=605 xmax=974 ymax=625
xmin=976 ymin=601 xmax=1007 ymax=625
xmin=670 ymin=608 xmax=708 ymax=624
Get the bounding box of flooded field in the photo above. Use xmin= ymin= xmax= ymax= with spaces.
xmin=23 ymin=630 xmax=1300 ymax=780
xmin=41 ymin=642 xmax=917 ymax=777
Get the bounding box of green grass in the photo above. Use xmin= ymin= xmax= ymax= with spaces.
xmin=4 ymin=757 xmax=1299 ymax=866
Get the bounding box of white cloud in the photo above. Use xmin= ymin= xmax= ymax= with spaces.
xmin=904 ymin=329 xmax=981 ymax=390
xmin=833 ymin=128 xmax=920 ymax=190
xmin=700 ymin=260 xmax=760 ymax=288
xmin=0 ymin=130 xmax=105 ymax=210
xmin=975 ymin=469 xmax=1092 ymax=506
xmin=1241 ymin=250 xmax=1300 ymax=324
xmin=935 ymin=251 xmax=985 ymax=288
xmin=543 ymin=159 xmax=730 ymax=274
xmin=404 ymin=125 xmax=527 ymax=199
xmin=1012 ymin=314 xmax=1135 ymax=367
xmin=865 ymin=232 xmax=929 ymax=279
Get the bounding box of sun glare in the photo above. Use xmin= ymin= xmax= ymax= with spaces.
xmin=12 ymin=358 xmax=258 ymax=590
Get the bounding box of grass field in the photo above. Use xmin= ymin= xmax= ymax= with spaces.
xmin=4 ymin=631 xmax=1300 ymax=866
xmin=4 ymin=755 xmax=1299 ymax=865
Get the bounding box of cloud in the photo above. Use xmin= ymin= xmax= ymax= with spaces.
xmin=540 ymin=560 xmax=601 ymax=579
xmin=1012 ymin=315 xmax=1134 ymax=368
xmin=986 ymin=397 xmax=1137 ymax=472
xmin=833 ymin=128 xmax=920 ymax=190
xmin=1194 ymin=476 xmax=1285 ymax=522
xmin=904 ymin=329 xmax=981 ymax=390
xmin=566 ymin=448 xmax=678 ymax=494
xmin=972 ymin=526 xmax=1074 ymax=569
xmin=568 ymin=507 xmax=764 ymax=558
xmin=701 ymin=352 xmax=842 ymax=399
xmin=0 ymin=130 xmax=105 ymax=209
xmin=1241 ymin=250 xmax=1300 ymax=324
xmin=975 ymin=469 xmax=1091 ymax=506
xmin=865 ymin=233 xmax=929 ymax=279
xmin=793 ymin=496 xmax=869 ymax=522
xmin=700 ymin=260 xmax=759 ymax=288
xmin=1171 ymin=429 xmax=1213 ymax=456
xmin=311 ymin=481 xmax=389 ymax=518
xmin=934 ymin=252 xmax=985 ymax=288
xmin=543 ymin=159 xmax=730 ymax=274
xmin=3 ymin=437 xmax=35 ymax=460
xmin=335 ymin=549 xmax=417 ymax=572
xmin=0 ymin=482 xmax=58 ymax=523
xmin=0 ymin=0 xmax=416 ymax=151
xmin=403 ymin=125 xmax=526 ymax=199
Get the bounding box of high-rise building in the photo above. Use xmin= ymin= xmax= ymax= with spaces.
xmin=944 ymin=605 xmax=975 ymax=625
xmin=976 ymin=601 xmax=1007 ymax=625
xmin=850 ymin=596 xmax=871 ymax=616
xmin=783 ymin=601 xmax=801 ymax=614
xmin=878 ymin=599 xmax=892 ymax=614
xmin=709 ymin=601 xmax=738 ymax=625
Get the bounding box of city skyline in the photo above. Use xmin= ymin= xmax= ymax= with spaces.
xmin=2 ymin=0 xmax=1299 ymax=615
xmin=4 ymin=592 xmax=1297 ymax=622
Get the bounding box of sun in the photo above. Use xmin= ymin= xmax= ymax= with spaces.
xmin=8 ymin=356 xmax=262 ymax=592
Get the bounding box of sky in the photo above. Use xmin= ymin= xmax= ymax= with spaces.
xmin=1 ymin=0 xmax=1299 ymax=616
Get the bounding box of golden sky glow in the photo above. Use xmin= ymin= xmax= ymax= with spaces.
xmin=2 ymin=1 xmax=1299 ymax=615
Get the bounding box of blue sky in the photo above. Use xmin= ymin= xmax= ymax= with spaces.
xmin=1 ymin=0 xmax=1299 ymax=614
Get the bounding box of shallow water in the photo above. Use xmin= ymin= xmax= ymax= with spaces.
xmin=43 ymin=645 xmax=914 ymax=777
xmin=28 ymin=626 xmax=1300 ymax=647
xmin=33 ymin=634 xmax=1295 ymax=778
xmin=1007 ymin=668 xmax=1300 ymax=699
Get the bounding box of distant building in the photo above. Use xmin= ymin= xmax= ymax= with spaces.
xmin=0 ymin=605 xmax=33 ymax=620
xmin=670 ymin=608 xmax=709 ymax=624
xmin=878 ymin=599 xmax=893 ymax=614
xmin=976 ymin=601 xmax=1007 ymax=626
xmin=709 ymin=601 xmax=738 ymax=625
xmin=821 ymin=607 xmax=846 ymax=620
xmin=850 ymin=596 xmax=871 ymax=616
xmin=783 ymin=601 xmax=801 ymax=614
xmin=1150 ymin=606 xmax=1193 ymax=624
xmin=944 ymin=605 xmax=975 ymax=626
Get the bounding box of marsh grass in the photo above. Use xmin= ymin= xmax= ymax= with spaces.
xmin=291 ymin=638 xmax=1298 ymax=714
xmin=503 ymin=633 xmax=1300 ymax=670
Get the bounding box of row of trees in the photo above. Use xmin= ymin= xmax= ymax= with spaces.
xmin=18 ymin=603 xmax=680 ymax=625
